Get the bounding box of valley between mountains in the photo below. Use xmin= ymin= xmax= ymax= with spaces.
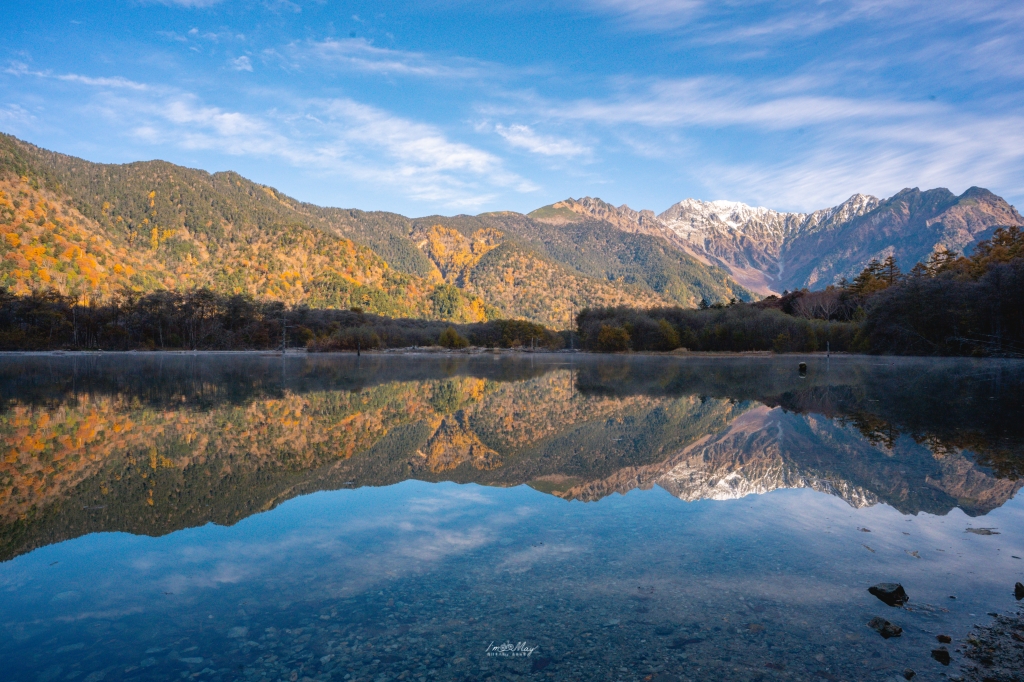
xmin=1 ymin=132 xmax=1020 ymax=327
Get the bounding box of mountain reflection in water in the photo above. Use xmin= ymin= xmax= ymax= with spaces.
xmin=2 ymin=354 xmax=1022 ymax=563
xmin=0 ymin=350 xmax=1019 ymax=679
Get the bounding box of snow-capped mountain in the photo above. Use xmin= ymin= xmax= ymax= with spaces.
xmin=536 ymin=188 xmax=1022 ymax=296
xmin=656 ymin=194 xmax=881 ymax=294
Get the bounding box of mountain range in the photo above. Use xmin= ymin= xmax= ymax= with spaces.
xmin=1 ymin=132 xmax=1021 ymax=326
xmin=539 ymin=189 xmax=1023 ymax=295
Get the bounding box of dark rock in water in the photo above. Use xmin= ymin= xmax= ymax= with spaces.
xmin=931 ymin=647 xmax=951 ymax=665
xmin=530 ymin=657 xmax=551 ymax=672
xmin=669 ymin=637 xmax=703 ymax=649
xmin=867 ymin=617 xmax=902 ymax=639
xmin=936 ymin=634 xmax=952 ymax=643
xmin=653 ymin=625 xmax=676 ymax=636
xmin=902 ymin=669 xmax=915 ymax=680
xmin=868 ymin=583 xmax=909 ymax=607
xmin=1015 ymin=582 xmax=1024 ymax=600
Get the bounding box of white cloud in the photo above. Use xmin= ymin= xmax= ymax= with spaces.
xmin=316 ymin=99 xmax=539 ymax=202
xmin=4 ymin=61 xmax=538 ymax=208
xmin=0 ymin=103 xmax=34 ymax=126
xmin=149 ymin=0 xmax=225 ymax=7
xmin=265 ymin=0 xmax=302 ymax=13
xmin=534 ymin=76 xmax=934 ymax=133
xmin=707 ymin=108 xmax=1024 ymax=211
xmin=5 ymin=62 xmax=149 ymax=91
xmin=586 ymin=0 xmax=706 ymax=29
xmin=58 ymin=73 xmax=150 ymax=90
xmin=520 ymin=74 xmax=1024 ymax=210
xmin=586 ymin=0 xmax=1024 ymax=44
xmin=494 ymin=124 xmax=589 ymax=157
xmin=5 ymin=61 xmax=537 ymax=208
xmin=230 ymin=56 xmax=253 ymax=72
xmin=281 ymin=38 xmax=485 ymax=79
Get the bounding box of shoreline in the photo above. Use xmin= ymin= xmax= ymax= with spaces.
xmin=0 ymin=347 xmax=843 ymax=356
xmin=0 ymin=348 xmax=1017 ymax=361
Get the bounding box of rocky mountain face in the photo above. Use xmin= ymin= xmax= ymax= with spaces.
xmin=781 ymin=187 xmax=1023 ymax=290
xmin=538 ymin=188 xmax=1022 ymax=296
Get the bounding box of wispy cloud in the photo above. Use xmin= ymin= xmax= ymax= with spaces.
xmin=586 ymin=0 xmax=706 ymax=29
xmin=58 ymin=74 xmax=150 ymax=90
xmin=5 ymin=62 xmax=149 ymax=90
xmin=713 ymin=113 xmax=1024 ymax=210
xmin=148 ymin=0 xmax=225 ymax=7
xmin=0 ymin=103 xmax=34 ymax=126
xmin=5 ymin=65 xmax=533 ymax=208
xmin=494 ymin=124 xmax=589 ymax=157
xmin=279 ymin=38 xmax=485 ymax=79
xmin=541 ymin=76 xmax=932 ymax=129
xmin=587 ymin=0 xmax=1024 ymax=45
xmin=519 ymin=73 xmax=1024 ymax=210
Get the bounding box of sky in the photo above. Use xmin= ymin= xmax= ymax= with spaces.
xmin=2 ymin=1 xmax=1023 ymax=217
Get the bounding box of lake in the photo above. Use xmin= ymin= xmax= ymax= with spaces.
xmin=1 ymin=353 xmax=1022 ymax=682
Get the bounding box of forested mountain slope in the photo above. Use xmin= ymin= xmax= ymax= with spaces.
xmin=1 ymin=133 xmax=743 ymax=327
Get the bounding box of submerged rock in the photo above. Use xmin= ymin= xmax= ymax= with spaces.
xmin=902 ymin=668 xmax=915 ymax=680
xmin=867 ymin=617 xmax=902 ymax=639
xmin=931 ymin=647 xmax=951 ymax=665
xmin=1015 ymin=582 xmax=1024 ymax=600
xmin=936 ymin=634 xmax=952 ymax=643
xmin=669 ymin=637 xmax=703 ymax=649
xmin=868 ymin=583 xmax=909 ymax=607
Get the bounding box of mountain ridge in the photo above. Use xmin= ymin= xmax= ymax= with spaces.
xmin=3 ymin=131 xmax=1020 ymax=314
xmin=536 ymin=187 xmax=1022 ymax=295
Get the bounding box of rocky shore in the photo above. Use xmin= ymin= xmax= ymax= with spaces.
xmin=954 ymin=604 xmax=1024 ymax=682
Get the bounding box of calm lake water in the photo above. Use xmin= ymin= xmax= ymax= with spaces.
xmin=1 ymin=353 xmax=1022 ymax=682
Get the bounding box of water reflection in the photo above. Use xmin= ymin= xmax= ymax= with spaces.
xmin=0 ymin=354 xmax=1022 ymax=682
xmin=2 ymin=354 xmax=1021 ymax=563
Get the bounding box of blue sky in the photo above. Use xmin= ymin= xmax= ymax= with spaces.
xmin=2 ymin=1 xmax=1023 ymax=217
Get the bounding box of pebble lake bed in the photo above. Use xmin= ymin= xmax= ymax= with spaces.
xmin=1 ymin=353 xmax=1022 ymax=682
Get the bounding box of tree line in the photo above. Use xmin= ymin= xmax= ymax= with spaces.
xmin=0 ymin=288 xmax=566 ymax=352
xmin=2 ymin=226 xmax=1021 ymax=356
xmin=577 ymin=226 xmax=1024 ymax=356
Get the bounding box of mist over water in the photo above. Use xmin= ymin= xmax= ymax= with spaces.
xmin=1 ymin=353 xmax=1022 ymax=682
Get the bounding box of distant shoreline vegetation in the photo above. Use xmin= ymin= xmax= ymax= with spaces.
xmin=580 ymin=226 xmax=1024 ymax=357
xmin=1 ymin=226 xmax=1021 ymax=356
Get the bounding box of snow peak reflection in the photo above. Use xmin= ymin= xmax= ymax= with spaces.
xmin=485 ymin=641 xmax=538 ymax=657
